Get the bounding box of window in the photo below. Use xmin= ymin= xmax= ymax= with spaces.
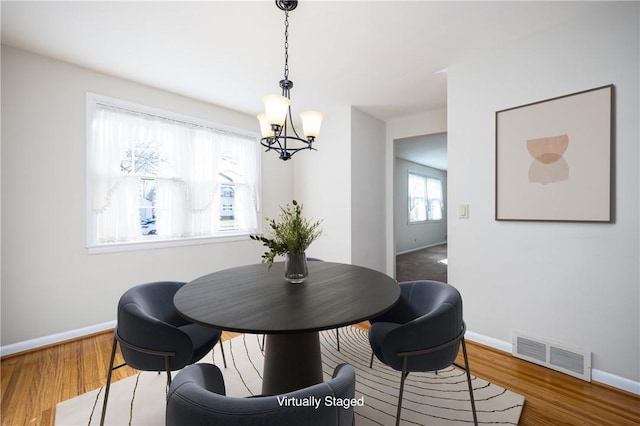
xmin=408 ymin=172 xmax=443 ymax=222
xmin=87 ymin=94 xmax=261 ymax=251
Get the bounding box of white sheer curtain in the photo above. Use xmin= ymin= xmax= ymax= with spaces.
xmin=155 ymin=120 xmax=190 ymax=238
xmin=225 ymin=133 xmax=259 ymax=232
xmin=90 ymin=108 xmax=143 ymax=243
xmin=90 ymin=103 xmax=260 ymax=245
xmin=183 ymin=129 xmax=223 ymax=237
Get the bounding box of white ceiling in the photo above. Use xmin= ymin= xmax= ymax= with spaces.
xmin=395 ymin=132 xmax=448 ymax=171
xmin=1 ymin=1 xmax=610 ymax=167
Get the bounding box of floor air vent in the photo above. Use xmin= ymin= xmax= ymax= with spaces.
xmin=512 ymin=331 xmax=591 ymax=381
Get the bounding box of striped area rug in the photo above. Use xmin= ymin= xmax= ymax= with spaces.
xmin=55 ymin=327 xmax=524 ymax=425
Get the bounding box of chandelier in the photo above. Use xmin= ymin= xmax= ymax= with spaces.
xmin=257 ymin=0 xmax=324 ymax=161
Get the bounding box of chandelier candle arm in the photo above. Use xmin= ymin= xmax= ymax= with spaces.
xmin=256 ymin=0 xmax=323 ymax=161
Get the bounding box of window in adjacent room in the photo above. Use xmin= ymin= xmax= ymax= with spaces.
xmin=86 ymin=93 xmax=261 ymax=252
xmin=408 ymin=172 xmax=443 ymax=222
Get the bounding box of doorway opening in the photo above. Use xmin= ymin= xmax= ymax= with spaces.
xmin=393 ymin=132 xmax=448 ymax=282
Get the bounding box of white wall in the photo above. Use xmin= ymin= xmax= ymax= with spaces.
xmin=350 ymin=107 xmax=386 ymax=272
xmin=292 ymin=103 xmax=353 ymax=264
xmin=1 ymin=46 xmax=293 ymax=348
xmin=447 ymin=2 xmax=639 ymax=388
xmin=394 ymin=159 xmax=447 ymax=254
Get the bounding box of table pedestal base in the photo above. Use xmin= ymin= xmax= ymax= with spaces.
xmin=262 ymin=332 xmax=323 ymax=395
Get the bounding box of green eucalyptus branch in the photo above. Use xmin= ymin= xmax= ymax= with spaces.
xmin=250 ymin=200 xmax=323 ymax=268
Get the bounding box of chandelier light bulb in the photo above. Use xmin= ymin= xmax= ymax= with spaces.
xmin=300 ymin=111 xmax=324 ymax=139
xmin=263 ymin=94 xmax=290 ymax=127
xmin=256 ymin=113 xmax=273 ymax=138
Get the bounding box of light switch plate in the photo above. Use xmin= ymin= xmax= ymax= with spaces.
xmin=459 ymin=204 xmax=469 ymax=219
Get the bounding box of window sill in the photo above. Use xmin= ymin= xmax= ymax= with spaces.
xmin=87 ymin=232 xmax=251 ymax=254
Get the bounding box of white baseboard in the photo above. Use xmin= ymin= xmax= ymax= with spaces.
xmin=0 ymin=320 xmax=116 ymax=357
xmin=396 ymin=241 xmax=447 ymax=256
xmin=465 ymin=330 xmax=640 ymax=396
xmin=465 ymin=330 xmax=512 ymax=353
xmin=592 ymin=369 xmax=640 ymax=395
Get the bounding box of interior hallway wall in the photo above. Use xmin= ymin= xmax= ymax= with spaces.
xmin=350 ymin=107 xmax=386 ymax=272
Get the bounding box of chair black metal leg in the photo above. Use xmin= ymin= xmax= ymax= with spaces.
xmin=396 ymin=360 xmax=410 ymax=426
xmin=210 ymin=339 xmax=228 ymax=368
xmin=165 ymin=355 xmax=172 ymax=385
xmin=100 ymin=334 xmax=118 ymax=426
xmin=261 ymin=334 xmax=266 ymax=351
xmin=219 ymin=339 xmax=227 ymax=368
xmin=369 ymin=352 xmax=375 ymax=368
xmin=461 ymin=337 xmax=478 ymax=426
xmin=336 ymin=328 xmax=340 ymax=352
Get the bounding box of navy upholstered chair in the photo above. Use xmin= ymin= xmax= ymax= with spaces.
xmin=368 ymin=280 xmax=477 ymax=426
xmin=166 ymin=363 xmax=356 ymax=426
xmin=101 ymin=281 xmax=226 ymax=426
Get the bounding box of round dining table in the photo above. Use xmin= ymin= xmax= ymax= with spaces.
xmin=174 ymin=261 xmax=400 ymax=395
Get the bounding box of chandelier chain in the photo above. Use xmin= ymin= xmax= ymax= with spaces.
xmin=283 ymin=11 xmax=290 ymax=80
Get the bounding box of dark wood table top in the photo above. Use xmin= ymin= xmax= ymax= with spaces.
xmin=174 ymin=262 xmax=400 ymax=334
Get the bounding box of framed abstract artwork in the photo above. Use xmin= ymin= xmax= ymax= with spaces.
xmin=495 ymin=85 xmax=614 ymax=222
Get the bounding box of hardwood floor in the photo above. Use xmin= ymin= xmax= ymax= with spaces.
xmin=2 ymin=326 xmax=639 ymax=426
